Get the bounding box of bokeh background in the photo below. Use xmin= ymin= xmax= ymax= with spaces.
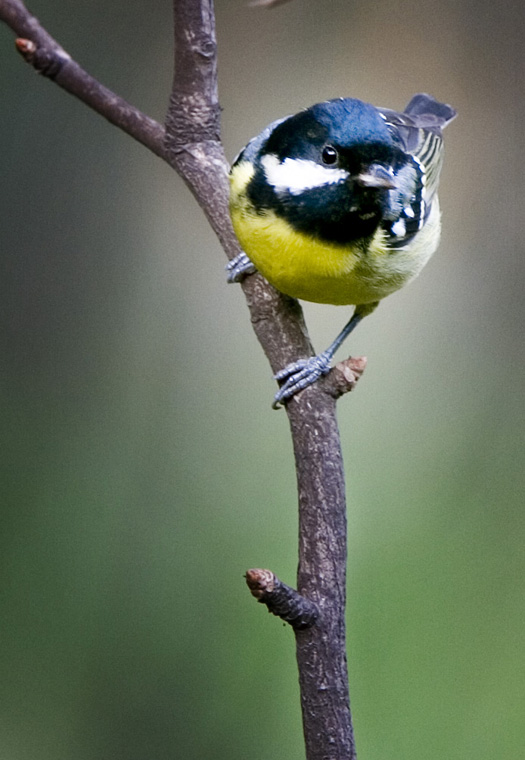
xmin=1 ymin=1 xmax=523 ymax=758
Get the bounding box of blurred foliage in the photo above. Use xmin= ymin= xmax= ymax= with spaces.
xmin=1 ymin=1 xmax=523 ymax=759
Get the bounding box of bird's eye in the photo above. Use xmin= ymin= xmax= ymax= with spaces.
xmin=321 ymin=145 xmax=338 ymax=165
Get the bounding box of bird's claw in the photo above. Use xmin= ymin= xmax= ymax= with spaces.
xmin=272 ymin=351 xmax=332 ymax=409
xmin=226 ymin=252 xmax=257 ymax=283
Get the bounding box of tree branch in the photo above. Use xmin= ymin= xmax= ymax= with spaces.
xmin=162 ymin=0 xmax=322 ymax=383
xmin=0 ymin=0 xmax=167 ymax=159
xmin=1 ymin=2 xmax=363 ymax=758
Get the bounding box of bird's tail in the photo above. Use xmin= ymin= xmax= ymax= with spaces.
xmin=404 ymin=93 xmax=457 ymax=128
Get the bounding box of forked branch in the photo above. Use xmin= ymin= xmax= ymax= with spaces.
xmin=0 ymin=1 xmax=362 ymax=758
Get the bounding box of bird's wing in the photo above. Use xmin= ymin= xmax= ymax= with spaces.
xmin=379 ymin=93 xmax=456 ymax=203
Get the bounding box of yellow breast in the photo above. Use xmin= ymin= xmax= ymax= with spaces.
xmin=229 ymin=163 xmax=441 ymax=306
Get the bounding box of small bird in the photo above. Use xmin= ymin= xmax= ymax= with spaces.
xmin=228 ymin=94 xmax=456 ymax=407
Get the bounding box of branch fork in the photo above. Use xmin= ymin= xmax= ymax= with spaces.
xmin=0 ymin=1 xmax=359 ymax=757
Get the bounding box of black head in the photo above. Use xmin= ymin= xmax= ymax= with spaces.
xmin=248 ymin=98 xmax=406 ymax=244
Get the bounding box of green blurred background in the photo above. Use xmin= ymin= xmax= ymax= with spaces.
xmin=1 ymin=1 xmax=523 ymax=758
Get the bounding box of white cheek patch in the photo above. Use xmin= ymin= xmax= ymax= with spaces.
xmin=261 ymin=153 xmax=348 ymax=196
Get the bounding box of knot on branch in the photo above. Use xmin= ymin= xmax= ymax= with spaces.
xmin=15 ymin=38 xmax=70 ymax=78
xmin=192 ymin=38 xmax=216 ymax=61
xmin=245 ymin=569 xmax=320 ymax=630
xmin=323 ymin=356 xmax=367 ymax=400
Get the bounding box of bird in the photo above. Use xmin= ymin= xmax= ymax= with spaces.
xmin=228 ymin=93 xmax=456 ymax=407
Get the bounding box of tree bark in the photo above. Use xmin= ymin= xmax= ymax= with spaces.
xmin=289 ymin=394 xmax=356 ymax=758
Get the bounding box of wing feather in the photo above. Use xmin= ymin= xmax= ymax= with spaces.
xmin=378 ymin=94 xmax=456 ymax=247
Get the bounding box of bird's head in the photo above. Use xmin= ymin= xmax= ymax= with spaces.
xmin=249 ymin=98 xmax=403 ymax=244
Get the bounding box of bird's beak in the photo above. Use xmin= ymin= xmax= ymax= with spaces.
xmin=355 ymin=163 xmax=396 ymax=190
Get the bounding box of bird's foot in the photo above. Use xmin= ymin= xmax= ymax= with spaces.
xmin=226 ymin=252 xmax=256 ymax=283
xmin=272 ymin=351 xmax=332 ymax=409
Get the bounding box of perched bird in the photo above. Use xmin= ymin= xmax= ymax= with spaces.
xmin=228 ymin=94 xmax=456 ymax=407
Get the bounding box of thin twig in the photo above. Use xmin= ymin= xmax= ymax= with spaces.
xmin=245 ymin=569 xmax=320 ymax=630
xmin=0 ymin=0 xmax=166 ymax=159
xmin=324 ymin=356 xmax=368 ymax=399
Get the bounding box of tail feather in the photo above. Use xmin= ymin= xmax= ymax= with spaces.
xmin=404 ymin=93 xmax=457 ymax=128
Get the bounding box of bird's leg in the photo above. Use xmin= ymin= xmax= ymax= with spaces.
xmin=273 ymin=302 xmax=379 ymax=409
xmin=226 ymin=251 xmax=257 ymax=283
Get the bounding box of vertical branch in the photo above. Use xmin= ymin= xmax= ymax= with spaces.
xmin=168 ymin=0 xmax=220 ymax=140
xmin=164 ymin=0 xmax=235 ymax=256
xmin=288 ymin=394 xmax=356 ymax=759
xmin=164 ymin=3 xmax=358 ymax=759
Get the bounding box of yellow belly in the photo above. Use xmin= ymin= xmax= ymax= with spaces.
xmin=229 ymin=161 xmax=441 ymax=306
xmin=230 ymin=201 xmax=441 ymax=306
